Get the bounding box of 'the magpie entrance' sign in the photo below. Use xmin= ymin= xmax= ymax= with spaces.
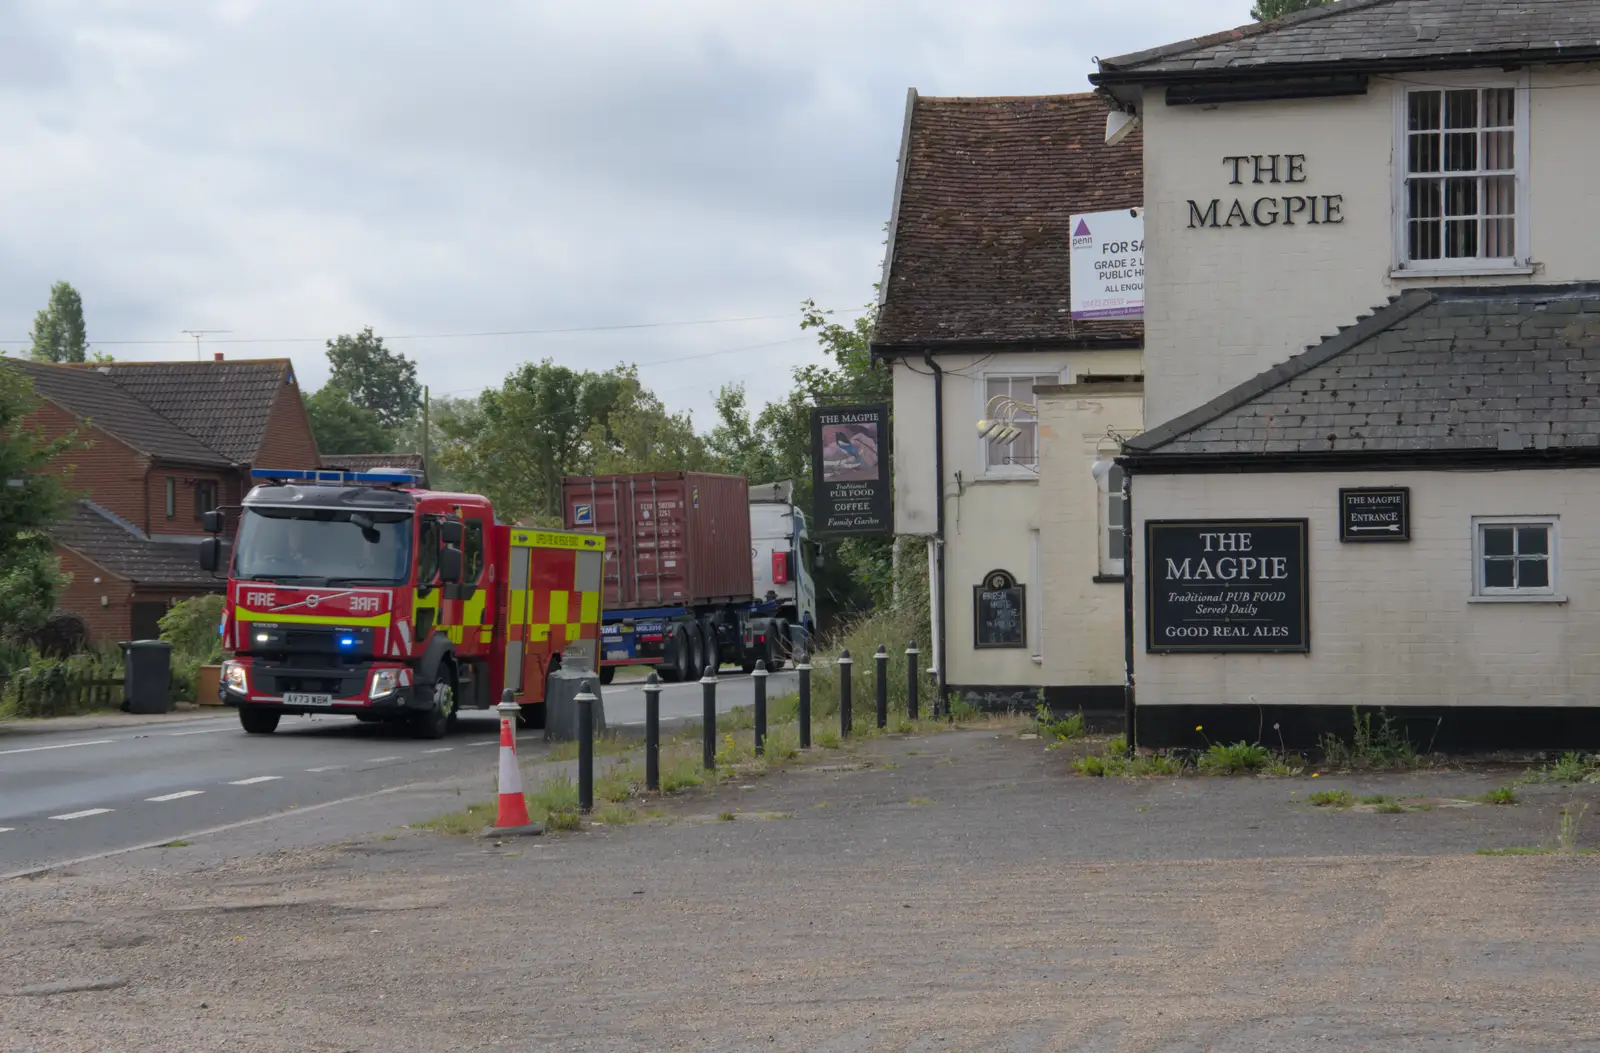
xmin=1339 ymin=488 xmax=1410 ymax=543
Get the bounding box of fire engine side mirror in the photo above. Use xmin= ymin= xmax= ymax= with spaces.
xmin=440 ymin=520 xmax=464 ymax=547
xmin=438 ymin=545 xmax=463 ymax=584
xmin=199 ymin=536 xmax=223 ymax=573
xmin=201 ymin=510 xmax=224 ymax=534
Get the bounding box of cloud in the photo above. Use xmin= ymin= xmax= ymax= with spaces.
xmin=0 ymin=0 xmax=1247 ymax=423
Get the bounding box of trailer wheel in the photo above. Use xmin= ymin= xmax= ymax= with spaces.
xmin=599 ymin=665 xmax=616 ymax=686
xmin=688 ymin=625 xmax=706 ymax=681
xmin=673 ymin=626 xmax=694 ymax=681
xmin=239 ymin=707 xmax=280 ymax=735
xmin=699 ymin=619 xmax=721 ymax=672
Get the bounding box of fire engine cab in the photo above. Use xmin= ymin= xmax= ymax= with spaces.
xmin=199 ymin=468 xmax=604 ymax=738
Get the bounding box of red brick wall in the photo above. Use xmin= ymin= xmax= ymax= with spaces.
xmin=255 ymin=374 xmax=321 ymax=471
xmin=30 ymin=401 xmax=152 ymax=529
xmin=54 ymin=546 xmax=133 ymax=644
xmin=146 ymin=466 xmax=233 ymax=536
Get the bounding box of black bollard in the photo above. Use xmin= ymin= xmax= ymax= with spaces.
xmin=839 ymin=649 xmax=853 ymax=737
xmin=797 ymin=651 xmax=812 ymax=749
xmin=875 ymin=645 xmax=888 ymax=730
xmin=644 ymin=671 xmax=661 ymax=792
xmin=702 ymin=663 xmax=718 ymax=770
xmin=906 ymin=641 xmax=920 ymax=721
xmin=577 ymin=681 xmax=595 ymax=813
xmin=753 ymin=659 xmax=768 ymax=756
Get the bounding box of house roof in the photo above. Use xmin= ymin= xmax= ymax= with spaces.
xmin=93 ymin=360 xmax=297 ymax=463
xmin=6 ymin=359 xmax=231 ymax=467
xmin=322 ymin=451 xmax=428 ymax=485
xmin=51 ymin=501 xmax=222 ymax=589
xmin=1125 ymin=283 xmax=1600 ymax=462
xmin=871 ymin=92 xmax=1144 ymax=351
xmin=1093 ymin=0 xmax=1600 ymax=85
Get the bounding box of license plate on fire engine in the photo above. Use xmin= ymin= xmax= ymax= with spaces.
xmin=283 ymin=692 xmax=333 ymax=706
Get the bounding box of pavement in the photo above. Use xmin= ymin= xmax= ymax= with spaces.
xmin=0 ymin=668 xmax=796 ymax=876
xmin=5 ymin=726 xmax=1600 ymax=1051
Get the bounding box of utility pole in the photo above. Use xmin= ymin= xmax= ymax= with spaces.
xmin=181 ymin=330 xmax=231 ymax=361
xmin=422 ymin=386 xmax=431 ymax=487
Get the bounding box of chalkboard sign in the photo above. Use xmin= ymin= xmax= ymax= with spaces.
xmin=1339 ymin=487 xmax=1410 ymax=542
xmin=974 ymin=569 xmax=1027 ymax=649
xmin=1146 ymin=519 xmax=1309 ymax=653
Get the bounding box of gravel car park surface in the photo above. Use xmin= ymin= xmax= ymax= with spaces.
xmin=4 ymin=726 xmax=1600 ymax=1052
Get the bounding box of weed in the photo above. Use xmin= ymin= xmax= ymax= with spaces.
xmin=1072 ymin=741 xmax=1184 ymax=778
xmin=546 ymin=809 xmax=581 ymax=832
xmin=759 ymin=725 xmax=800 ymax=763
xmin=1106 ymin=734 xmax=1129 ymax=756
xmin=1358 ymin=794 xmax=1394 ymax=805
xmin=815 ymin=729 xmax=843 ymax=750
xmin=547 ymin=734 xmax=634 ymax=763
xmin=907 ymin=797 xmax=933 ymax=807
xmin=948 ymin=697 xmax=980 ymax=722
xmin=1478 ymin=786 xmax=1518 ymax=806
xmin=419 ymin=801 xmax=498 ymax=836
xmin=713 ymin=733 xmax=747 ymax=769
xmin=1319 ymin=708 xmax=1421 ymax=771
xmin=660 ymin=751 xmax=704 ymax=793
xmin=1374 ymin=799 xmax=1407 ymax=814
xmin=1477 ymin=846 xmax=1553 ymax=856
xmin=160 ymin=839 xmax=192 ymax=848
xmin=1074 ymin=754 xmax=1108 ymax=777
xmin=718 ymin=810 xmax=736 ymax=822
xmin=530 ymin=772 xmax=579 ymax=816
xmin=1558 ymin=802 xmax=1588 ymax=854
xmin=907 ymin=749 xmax=921 ymax=756
xmin=596 ymin=762 xmax=639 ymax=803
xmin=1035 ymin=704 xmax=1086 ymax=742
xmin=1522 ymin=752 xmax=1600 ymax=784
xmin=592 ymin=802 xmax=638 ymax=826
xmin=894 ymin=719 xmax=914 ymax=734
xmin=1308 ymin=789 xmax=1352 ymax=808
xmin=1196 ymin=741 xmax=1272 ymax=775
xmin=1134 ymin=804 xmax=1150 ymax=813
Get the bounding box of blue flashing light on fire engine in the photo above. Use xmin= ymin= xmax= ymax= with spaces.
xmin=338 ymin=636 xmax=357 ymax=649
xmin=249 ymin=468 xmax=421 ymax=486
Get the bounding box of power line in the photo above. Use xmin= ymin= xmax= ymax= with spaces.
xmin=0 ymin=312 xmax=795 ymax=348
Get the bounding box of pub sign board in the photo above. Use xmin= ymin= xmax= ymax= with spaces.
xmin=1339 ymin=487 xmax=1410 ymax=542
xmin=974 ymin=569 xmax=1026 ymax=649
xmin=1146 ymin=519 xmax=1310 ymax=654
xmin=811 ymin=403 xmax=892 ymax=537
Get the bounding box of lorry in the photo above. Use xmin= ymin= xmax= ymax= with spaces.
xmin=563 ymin=472 xmax=815 ymax=684
xmin=199 ymin=467 xmax=604 ymax=736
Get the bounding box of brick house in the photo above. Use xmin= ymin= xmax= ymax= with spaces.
xmin=7 ymin=357 xmax=320 ymax=642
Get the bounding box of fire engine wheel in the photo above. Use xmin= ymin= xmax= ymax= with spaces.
xmin=239 ymin=707 xmax=281 ymax=735
xmin=598 ymin=666 xmax=616 ymax=686
xmin=411 ymin=673 xmax=456 ymax=740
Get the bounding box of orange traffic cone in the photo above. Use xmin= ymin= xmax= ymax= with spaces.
xmin=482 ymin=691 xmax=543 ymax=837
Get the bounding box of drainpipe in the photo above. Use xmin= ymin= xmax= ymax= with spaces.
xmin=1122 ymin=466 xmax=1136 ymax=751
xmin=922 ymin=350 xmax=948 ymax=716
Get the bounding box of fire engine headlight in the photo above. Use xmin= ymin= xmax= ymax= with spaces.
xmin=222 ymin=660 xmax=248 ymax=694
xmin=369 ymin=669 xmax=401 ymax=700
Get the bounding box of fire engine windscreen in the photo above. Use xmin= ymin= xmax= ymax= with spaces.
xmin=233 ymin=507 xmax=414 ymax=586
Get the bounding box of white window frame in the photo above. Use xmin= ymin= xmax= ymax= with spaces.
xmin=1471 ymin=515 xmax=1563 ymax=603
xmin=1098 ymin=464 xmax=1127 ymax=579
xmin=978 ymin=372 xmax=1059 ymax=478
xmin=1391 ymin=72 xmax=1531 ymax=278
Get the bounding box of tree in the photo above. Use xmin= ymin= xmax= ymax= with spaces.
xmin=29 ymin=282 xmax=88 ymax=364
xmin=586 ymin=366 xmax=713 ymax=474
xmin=445 ymin=360 xmax=629 ymax=523
xmin=324 ymin=327 xmax=421 ymax=429
xmin=304 ymin=385 xmax=393 ymax=455
xmin=0 ymin=361 xmax=74 ymax=633
xmin=1251 ymin=0 xmax=1331 ymax=20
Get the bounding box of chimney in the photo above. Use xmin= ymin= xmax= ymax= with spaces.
xmin=213 ymin=350 xmax=224 ymax=362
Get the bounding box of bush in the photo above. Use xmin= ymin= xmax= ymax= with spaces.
xmin=1036 ymin=705 xmax=1086 ymax=742
xmin=1320 ymin=708 xmax=1421 ymax=770
xmin=0 ymin=645 xmax=121 ymax=718
xmin=160 ymin=594 xmax=225 ymax=705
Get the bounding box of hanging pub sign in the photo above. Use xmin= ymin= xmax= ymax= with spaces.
xmin=974 ymin=569 xmax=1026 ymax=649
xmin=1146 ymin=519 xmax=1309 ymax=654
xmin=1339 ymin=487 xmax=1410 ymax=542
xmin=810 ymin=403 xmax=892 ymax=537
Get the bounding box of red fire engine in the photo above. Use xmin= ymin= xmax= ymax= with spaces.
xmin=199 ymin=468 xmax=604 ymax=737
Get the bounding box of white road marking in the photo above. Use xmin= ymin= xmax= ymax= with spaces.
xmin=0 ymin=827 xmax=13 ymax=833
xmin=51 ymin=808 xmax=113 ymax=821
xmin=165 ymin=727 xmax=229 ymax=737
xmin=365 ymin=756 xmax=402 ymax=763
xmin=146 ymin=790 xmax=205 ymax=802
xmin=0 ymin=738 xmax=114 ymax=757
xmin=421 ymin=747 xmax=453 ymax=754
xmin=467 ymin=740 xmax=496 ymax=747
xmin=305 ymin=765 xmax=345 ymax=773
xmin=228 ymin=776 xmax=283 ymax=785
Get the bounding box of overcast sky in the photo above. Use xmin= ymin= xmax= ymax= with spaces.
xmin=0 ymin=0 xmax=1247 ymax=426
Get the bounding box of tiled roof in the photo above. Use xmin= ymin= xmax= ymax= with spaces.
xmin=1126 ymin=284 xmax=1600 ymax=458
xmin=872 ymin=92 xmax=1144 ymax=349
xmin=322 ymin=452 xmax=428 ymax=486
xmin=1094 ymin=0 xmax=1600 ymax=82
xmin=94 ymin=360 xmax=295 ymax=463
xmin=5 ymin=359 xmax=230 ymax=466
xmin=51 ymin=501 xmax=223 ymax=589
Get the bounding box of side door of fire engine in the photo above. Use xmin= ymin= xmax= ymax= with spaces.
xmin=502 ymin=530 xmax=605 ymax=703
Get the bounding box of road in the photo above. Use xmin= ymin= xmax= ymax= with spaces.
xmin=0 ymin=668 xmax=796 ymax=876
